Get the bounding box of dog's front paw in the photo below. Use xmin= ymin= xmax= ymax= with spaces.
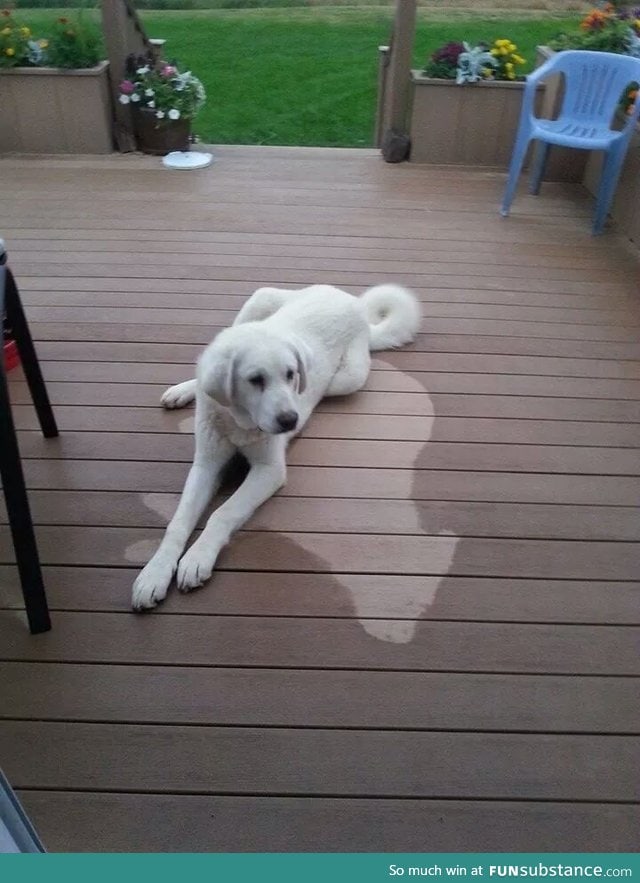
xmin=161 ymin=380 xmax=196 ymax=410
xmin=131 ymin=558 xmax=175 ymax=611
xmin=176 ymin=543 xmax=218 ymax=593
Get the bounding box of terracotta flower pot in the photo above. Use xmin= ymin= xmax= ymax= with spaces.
xmin=134 ymin=107 xmax=191 ymax=155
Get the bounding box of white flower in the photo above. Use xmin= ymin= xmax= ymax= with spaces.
xmin=131 ymin=93 xmax=140 ymax=103
xmin=156 ymin=110 xmax=165 ymax=119
xmin=118 ymin=94 xmax=130 ymax=105
xmin=136 ymin=66 xmax=150 ymax=75
xmin=145 ymin=88 xmax=155 ymax=97
xmin=148 ymin=100 xmax=155 ymax=109
xmin=168 ymin=109 xmax=181 ymax=120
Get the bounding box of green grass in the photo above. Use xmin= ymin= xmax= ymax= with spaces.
xmin=18 ymin=8 xmax=580 ymax=146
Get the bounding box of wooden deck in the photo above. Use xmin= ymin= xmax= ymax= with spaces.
xmin=0 ymin=146 xmax=639 ymax=852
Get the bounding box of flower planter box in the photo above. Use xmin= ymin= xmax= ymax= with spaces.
xmin=408 ymin=71 xmax=543 ymax=167
xmin=0 ymin=60 xmax=113 ymax=154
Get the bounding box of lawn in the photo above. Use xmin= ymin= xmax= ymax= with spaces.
xmin=19 ymin=7 xmax=581 ymax=147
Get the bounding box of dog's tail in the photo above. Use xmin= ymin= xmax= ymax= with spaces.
xmin=360 ymin=284 xmax=421 ymax=351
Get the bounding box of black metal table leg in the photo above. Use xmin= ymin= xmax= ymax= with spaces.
xmin=0 ymin=262 xmax=53 ymax=634
xmin=0 ymin=345 xmax=51 ymax=634
xmin=4 ymin=267 xmax=58 ymax=439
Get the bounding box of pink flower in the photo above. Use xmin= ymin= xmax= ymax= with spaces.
xmin=161 ymin=65 xmax=177 ymax=77
xmin=120 ymin=80 xmax=135 ymax=95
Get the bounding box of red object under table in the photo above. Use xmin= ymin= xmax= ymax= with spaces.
xmin=3 ymin=339 xmax=19 ymax=371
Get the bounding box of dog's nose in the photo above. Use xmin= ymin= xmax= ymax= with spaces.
xmin=276 ymin=410 xmax=298 ymax=432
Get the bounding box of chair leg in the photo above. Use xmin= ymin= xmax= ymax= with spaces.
xmin=593 ymin=147 xmax=625 ymax=236
xmin=5 ymin=268 xmax=58 ymax=439
xmin=0 ymin=352 xmax=51 ymax=634
xmin=528 ymin=141 xmax=551 ymax=195
xmin=500 ymin=132 xmax=531 ymax=217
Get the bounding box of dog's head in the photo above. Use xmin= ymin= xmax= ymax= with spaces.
xmin=197 ymin=324 xmax=312 ymax=434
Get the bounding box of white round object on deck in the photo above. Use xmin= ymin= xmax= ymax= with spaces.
xmin=162 ymin=151 xmax=214 ymax=170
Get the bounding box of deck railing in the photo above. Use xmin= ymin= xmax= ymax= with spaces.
xmin=101 ymin=0 xmax=161 ymax=151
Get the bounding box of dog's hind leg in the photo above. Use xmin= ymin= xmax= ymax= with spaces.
xmin=325 ymin=332 xmax=371 ymax=397
xmin=233 ymin=287 xmax=295 ymax=325
xmin=161 ymin=379 xmax=197 ymax=409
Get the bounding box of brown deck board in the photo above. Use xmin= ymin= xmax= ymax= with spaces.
xmin=33 ymin=335 xmax=640 ymax=360
xmin=11 ymin=390 xmax=640 ymax=420
xmin=2 ymin=492 xmax=638 ymax=541
xmin=12 ymin=408 xmax=640 ymax=446
xmin=19 ymin=288 xmax=638 ymax=312
xmin=0 ymin=147 xmax=638 ymax=852
xmin=28 ymin=319 xmax=640 ymax=344
xmin=20 ymin=274 xmax=638 ymax=302
xmin=0 ymin=612 xmax=637 ymax=675
xmin=2 ymin=526 xmax=640 ymax=580
xmin=18 ymin=460 xmax=640 ymax=504
xmin=28 ymin=356 xmax=640 ymax=381
xmin=10 ymin=372 xmax=640 ymax=400
xmin=1 ymin=567 xmax=638 ymax=624
xmin=14 ymin=252 xmax=635 ymax=284
xmin=2 ymin=722 xmax=638 ymax=801
xmin=2 ymin=663 xmax=637 ymax=732
xmin=12 ymin=433 xmax=640 ymax=475
xmin=16 ymin=792 xmax=640 ymax=853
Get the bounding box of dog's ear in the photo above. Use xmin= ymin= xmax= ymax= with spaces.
xmin=288 ymin=335 xmax=312 ymax=394
xmin=200 ymin=344 xmax=237 ymax=407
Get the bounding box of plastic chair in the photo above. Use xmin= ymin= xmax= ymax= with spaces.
xmin=500 ymin=50 xmax=640 ymax=234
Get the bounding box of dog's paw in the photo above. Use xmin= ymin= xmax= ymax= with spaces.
xmin=161 ymin=380 xmax=196 ymax=410
xmin=176 ymin=544 xmax=218 ymax=593
xmin=131 ymin=559 xmax=175 ymax=611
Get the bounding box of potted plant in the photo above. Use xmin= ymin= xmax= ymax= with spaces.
xmin=409 ymin=36 xmax=538 ymax=166
xmin=0 ymin=8 xmax=112 ymax=155
xmin=119 ymin=52 xmax=206 ymax=155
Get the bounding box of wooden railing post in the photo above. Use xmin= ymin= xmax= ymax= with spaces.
xmin=378 ymin=0 xmax=417 ymax=161
xmin=374 ymin=44 xmax=390 ymax=148
xmin=101 ymin=0 xmax=154 ymax=152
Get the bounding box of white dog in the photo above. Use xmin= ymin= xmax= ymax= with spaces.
xmin=131 ymin=283 xmax=420 ymax=610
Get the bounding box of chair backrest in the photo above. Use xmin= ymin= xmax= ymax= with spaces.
xmin=550 ymin=50 xmax=640 ymax=125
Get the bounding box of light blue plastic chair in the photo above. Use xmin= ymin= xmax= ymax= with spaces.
xmin=500 ymin=50 xmax=640 ymax=234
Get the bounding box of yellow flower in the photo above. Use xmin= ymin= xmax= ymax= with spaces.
xmin=508 ymin=43 xmax=517 ymax=52
xmin=20 ymin=26 xmax=30 ymax=37
xmin=5 ymin=46 xmax=14 ymax=56
xmin=507 ymin=70 xmax=515 ymax=80
xmin=1 ymin=26 xmax=10 ymax=35
xmin=490 ymin=48 xmax=499 ymax=56
xmin=506 ymin=62 xmax=514 ymax=70
xmin=39 ymin=39 xmax=48 ymax=48
xmin=514 ymin=54 xmax=525 ymax=64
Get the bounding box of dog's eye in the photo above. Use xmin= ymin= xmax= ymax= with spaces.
xmin=249 ymin=374 xmax=265 ymax=389
xmin=286 ymin=369 xmax=295 ymax=382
